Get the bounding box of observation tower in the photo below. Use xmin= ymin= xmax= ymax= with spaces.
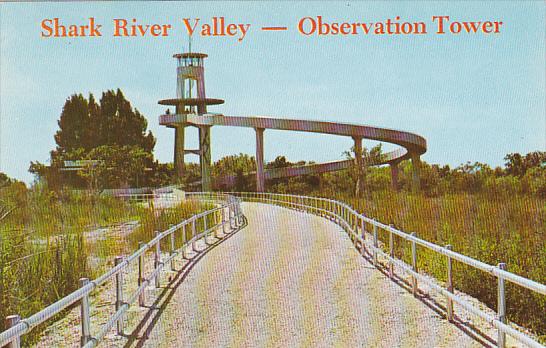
xmin=159 ymin=52 xmax=427 ymax=193
xmin=158 ymin=52 xmax=224 ymax=192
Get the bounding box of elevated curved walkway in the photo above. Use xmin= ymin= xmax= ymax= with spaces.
xmin=160 ymin=113 xmax=427 ymax=189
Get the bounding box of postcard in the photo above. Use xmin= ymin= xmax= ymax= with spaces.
xmin=0 ymin=2 xmax=544 ymax=347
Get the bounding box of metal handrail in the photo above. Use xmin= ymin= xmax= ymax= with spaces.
xmin=2 ymin=191 xmax=543 ymax=348
xmin=229 ymin=191 xmax=545 ymax=348
xmin=0 ymin=193 xmax=243 ymax=348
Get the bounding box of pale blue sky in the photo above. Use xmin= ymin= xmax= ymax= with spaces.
xmin=1 ymin=1 xmax=544 ymax=183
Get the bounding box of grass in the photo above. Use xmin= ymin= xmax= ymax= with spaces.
xmin=0 ymin=189 xmax=211 ymax=345
xmin=338 ymin=191 xmax=546 ymax=339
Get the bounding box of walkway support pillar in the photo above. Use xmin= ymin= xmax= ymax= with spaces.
xmin=255 ymin=128 xmax=265 ymax=192
xmin=390 ymin=161 xmax=400 ymax=191
xmin=353 ymin=136 xmax=364 ymax=197
xmin=410 ymin=152 xmax=421 ymax=193
xmin=199 ymin=125 xmax=212 ymax=192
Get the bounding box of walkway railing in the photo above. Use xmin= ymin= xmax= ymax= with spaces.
xmin=1 ymin=191 xmax=543 ymax=348
xmin=227 ymin=191 xmax=545 ymax=348
xmin=0 ymin=193 xmax=244 ymax=348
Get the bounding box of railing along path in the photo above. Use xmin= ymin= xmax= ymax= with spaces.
xmin=0 ymin=193 xmax=243 ymax=348
xmin=227 ymin=192 xmax=544 ymax=348
xmin=1 ymin=192 xmax=544 ymax=348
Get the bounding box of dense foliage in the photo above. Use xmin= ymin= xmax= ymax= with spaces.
xmin=53 ymin=90 xmax=155 ymax=154
xmin=259 ymin=151 xmax=546 ymax=199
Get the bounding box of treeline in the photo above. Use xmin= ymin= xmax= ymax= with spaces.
xmin=199 ymin=150 xmax=546 ymax=198
xmin=28 ymin=89 xmax=545 ymax=198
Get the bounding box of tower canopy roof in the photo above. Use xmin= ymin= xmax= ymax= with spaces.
xmin=173 ymin=52 xmax=208 ymax=59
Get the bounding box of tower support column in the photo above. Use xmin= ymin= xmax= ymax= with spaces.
xmin=411 ymin=152 xmax=421 ymax=193
xmin=174 ymin=125 xmax=185 ymax=180
xmin=199 ymin=126 xmax=212 ymax=192
xmin=255 ymin=128 xmax=265 ymax=192
xmin=353 ymin=136 xmax=364 ymax=197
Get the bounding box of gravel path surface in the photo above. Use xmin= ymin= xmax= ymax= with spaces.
xmin=119 ymin=202 xmax=507 ymax=348
xmin=38 ymin=202 xmax=524 ymax=347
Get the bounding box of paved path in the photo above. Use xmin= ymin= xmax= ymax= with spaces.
xmin=114 ymin=202 xmax=501 ymax=348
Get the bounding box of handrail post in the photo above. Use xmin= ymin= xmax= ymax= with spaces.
xmin=204 ymin=215 xmax=209 ymax=244
xmin=411 ymin=232 xmax=418 ymax=296
xmin=79 ymin=278 xmax=91 ymax=346
xmin=343 ymin=207 xmax=347 ymax=231
xmin=182 ymin=224 xmax=187 ymax=259
xmin=341 ymin=206 xmax=345 ymax=230
xmin=230 ymin=205 xmax=235 ymax=229
xmin=346 ymin=209 xmax=350 ymax=233
xmin=236 ymin=204 xmax=241 ymax=226
xmin=222 ymin=207 xmax=227 ymax=234
xmin=214 ymin=211 xmax=219 ymax=238
xmin=233 ymin=204 xmax=238 ymax=227
xmin=192 ymin=219 xmax=197 ymax=252
xmin=138 ymin=242 xmax=146 ymax=306
xmin=497 ymin=263 xmax=507 ymax=348
xmin=154 ymin=232 xmax=161 ymax=288
xmin=170 ymin=225 xmax=176 ymax=271
xmin=360 ymin=216 xmax=366 ymax=256
xmin=389 ymin=225 xmax=394 ymax=279
xmin=235 ymin=204 xmax=241 ymax=227
xmin=349 ymin=212 xmax=353 ymax=238
xmin=228 ymin=205 xmax=232 ymax=229
xmin=373 ymin=222 xmax=378 ymax=266
xmin=446 ymin=244 xmax=454 ymax=322
xmin=5 ymin=314 xmax=21 ymax=348
xmin=114 ymin=256 xmax=124 ymax=335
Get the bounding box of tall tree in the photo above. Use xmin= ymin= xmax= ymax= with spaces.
xmin=52 ymin=89 xmax=155 ymax=159
xmin=53 ymin=94 xmax=91 ymax=153
xmin=98 ymin=89 xmax=155 ymax=152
